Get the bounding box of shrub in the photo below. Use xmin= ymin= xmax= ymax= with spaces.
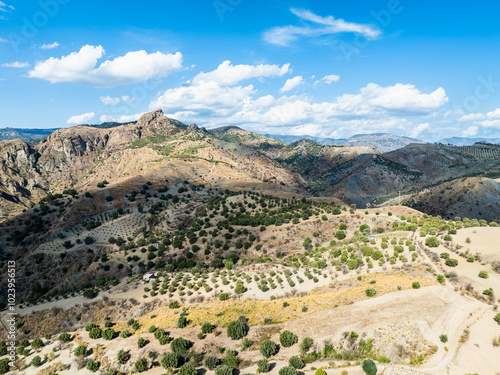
xmin=445 ymin=258 xmax=458 ymax=267
xmin=31 ymin=338 xmax=43 ymax=350
xmin=495 ymin=313 xmax=500 ymax=325
xmin=86 ymin=359 xmax=100 ymax=372
xmin=315 ymin=370 xmax=326 ymax=375
xmin=439 ymin=334 xmax=448 ymax=343
xmin=119 ymin=329 xmax=131 ymax=338
xmin=118 ymin=349 xmax=129 ymax=364
xmin=58 ymin=332 xmax=71 ymax=342
xmin=260 ymin=339 xmax=278 ymax=358
xmin=278 ymin=366 xmax=297 ymax=375
xmin=215 ymin=364 xmax=233 ymax=375
xmin=299 ymin=337 xmax=313 ymax=353
xmin=169 ymin=301 xmax=180 ymax=309
xmin=362 ymin=359 xmax=377 ymax=375
xmin=227 ymin=320 xmax=247 ymax=340
xmin=148 ymin=325 xmax=157 ymax=333
xmin=279 ymin=330 xmax=298 ymax=347
xmin=437 ymin=275 xmax=445 ymax=284
xmin=30 ymin=355 xmax=42 ymax=367
xmin=203 ymin=355 xmax=219 ymax=370
xmin=425 ymin=237 xmax=440 ymax=247
xmin=85 ymin=322 xmax=97 ymax=331
xmin=89 ymin=327 xmax=102 ymax=339
xmin=479 ymin=271 xmax=489 ymax=279
xmin=134 ymin=358 xmax=148 ymax=373
xmin=288 ymin=356 xmax=305 ymax=369
xmin=179 ymin=363 xmax=196 ymax=375
xmin=102 ymin=328 xmax=115 ymax=340
xmin=138 ymin=337 xmax=147 ymax=348
xmin=74 ymin=345 xmax=87 ymax=357
xmin=177 ymin=316 xmax=188 ymax=328
xmin=335 ymin=230 xmax=346 ymax=240
xmin=171 ymin=337 xmax=191 ymax=355
xmin=161 ymin=352 xmax=180 ymax=368
xmin=257 ymin=358 xmax=270 ymax=373
xmin=219 ymin=293 xmax=229 ymax=301
xmin=412 ymin=282 xmax=420 ymax=289
xmin=365 ymin=288 xmax=376 ymax=297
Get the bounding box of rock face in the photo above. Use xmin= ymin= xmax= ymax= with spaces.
xmin=188 ymin=123 xmax=198 ymax=131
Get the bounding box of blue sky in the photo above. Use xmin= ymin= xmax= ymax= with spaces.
xmin=1 ymin=0 xmax=500 ymax=141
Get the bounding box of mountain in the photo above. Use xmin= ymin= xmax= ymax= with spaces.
xmin=0 ymin=127 xmax=58 ymax=142
xmin=437 ymin=136 xmax=500 ymax=146
xmin=265 ymin=132 xmax=423 ymax=151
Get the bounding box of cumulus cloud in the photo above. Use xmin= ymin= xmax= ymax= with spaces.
xmin=99 ymin=113 xmax=143 ymax=123
xmin=28 ymin=45 xmax=183 ymax=87
xmin=1 ymin=61 xmax=29 ymax=68
xmin=192 ymin=60 xmax=290 ymax=86
xmin=410 ymin=123 xmax=430 ymax=139
xmin=459 ymin=107 xmax=500 ymax=128
xmin=280 ymin=75 xmax=303 ymax=93
xmin=462 ymin=126 xmax=479 ymax=137
xmin=67 ymin=112 xmax=95 ymax=125
xmin=40 ymin=42 xmax=60 ymax=49
xmin=263 ymin=8 xmax=381 ymax=46
xmin=150 ymin=72 xmax=448 ymax=137
xmin=314 ymin=74 xmax=340 ymax=86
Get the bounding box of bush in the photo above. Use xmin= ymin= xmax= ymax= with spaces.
xmin=171 ymin=337 xmax=191 ymax=355
xmin=227 ymin=320 xmax=247 ymax=340
xmin=260 ymin=339 xmax=278 ymax=358
xmin=169 ymin=300 xmax=180 ymax=309
xmin=134 ymin=358 xmax=148 ymax=373
xmin=177 ymin=316 xmax=188 ymax=328
xmin=215 ymin=364 xmax=233 ymax=375
xmin=335 ymin=230 xmax=346 ymax=240
xmin=279 ymin=330 xmax=298 ymax=347
xmin=102 ymin=328 xmax=115 ymax=340
xmin=74 ymin=345 xmax=87 ymax=356
xmin=494 ymin=313 xmax=500 ymax=325
xmin=315 ymin=370 xmax=326 ymax=375
xmin=362 ymin=359 xmax=377 ymax=375
xmin=58 ymin=332 xmax=71 ymax=342
xmin=412 ymin=282 xmax=420 ymax=289
xmin=118 ymin=349 xmax=129 ymax=364
xmin=203 ymin=355 xmax=219 ymax=370
xmin=278 ymin=366 xmax=297 ymax=375
xmin=479 ymin=271 xmax=489 ymax=279
xmin=257 ymin=358 xmax=270 ymax=373
xmin=445 ymin=258 xmax=458 ymax=267
xmin=161 ymin=352 xmax=180 ymax=368
xmin=425 ymin=237 xmax=440 ymax=247
xmin=179 ymin=363 xmax=196 ymax=375
xmin=365 ymin=288 xmax=376 ymax=297
xmin=202 ymin=322 xmax=213 ymax=334
xmin=86 ymin=359 xmax=100 ymax=372
xmin=138 ymin=337 xmax=147 ymax=348
xmin=89 ymin=327 xmax=102 ymax=339
xmin=31 ymin=338 xmax=43 ymax=350
xmin=299 ymin=337 xmax=313 ymax=353
xmin=288 ymin=356 xmax=304 ymax=369
xmin=219 ymin=293 xmax=229 ymax=301
xmin=31 ymin=355 xmax=42 ymax=367
xmin=439 ymin=334 xmax=448 ymax=343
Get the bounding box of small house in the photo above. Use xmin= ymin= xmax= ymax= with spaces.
xmin=143 ymin=271 xmax=158 ymax=282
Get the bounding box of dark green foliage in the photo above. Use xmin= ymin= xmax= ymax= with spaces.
xmin=439 ymin=334 xmax=448 ymax=343
xmin=179 ymin=362 xmax=196 ymax=375
xmin=445 ymin=258 xmax=458 ymax=267
xmin=170 ymin=337 xmax=191 ymax=355
xmin=177 ymin=316 xmax=188 ymax=328
xmin=161 ymin=352 xmax=180 ymax=368
xmin=203 ymin=355 xmax=219 ymax=370
xmin=134 ymin=358 xmax=148 ymax=372
xmin=412 ymin=282 xmax=420 ymax=289
xmin=31 ymin=355 xmax=42 ymax=367
xmin=169 ymin=300 xmax=180 ymax=309
xmin=219 ymin=292 xmax=229 ymax=301
xmin=365 ymin=288 xmax=376 ymax=297
xmin=299 ymin=337 xmax=313 ymax=353
xmin=202 ymin=322 xmax=213 ymax=334
xmin=118 ymin=349 xmax=129 ymax=364
xmin=31 ymin=338 xmax=43 ymax=350
xmin=74 ymin=345 xmax=87 ymax=356
xmin=362 ymin=359 xmax=377 ymax=375
xmin=227 ymin=320 xmax=247 ymax=340
xmin=257 ymin=358 xmax=270 ymax=373
xmin=58 ymin=332 xmax=71 ymax=342
xmin=288 ymin=356 xmax=304 ymax=369
xmin=103 ymin=328 xmax=115 ymax=340
xmin=86 ymin=359 xmax=100 ymax=372
xmin=260 ymin=339 xmax=278 ymax=358
xmin=278 ymin=366 xmax=297 ymax=375
xmin=89 ymin=328 xmax=102 ymax=339
xmin=279 ymin=330 xmax=298 ymax=347
xmin=425 ymin=237 xmax=440 ymax=247
xmin=138 ymin=337 xmax=147 ymax=348
xmin=215 ymin=364 xmax=233 ymax=375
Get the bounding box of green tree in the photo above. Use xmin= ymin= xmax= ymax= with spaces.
xmin=86 ymin=359 xmax=100 ymax=372
xmin=74 ymin=345 xmax=87 ymax=357
xmin=31 ymin=338 xmax=43 ymax=350
xmin=288 ymin=356 xmax=304 ymax=369
xmin=179 ymin=362 xmax=196 ymax=375
xmin=203 ymin=355 xmax=219 ymax=370
xmin=362 ymin=359 xmax=377 ymax=375
xmin=227 ymin=320 xmax=247 ymax=340
xmin=171 ymin=337 xmax=191 ymax=355
xmin=161 ymin=352 xmax=180 ymax=368
xmin=134 ymin=358 xmax=148 ymax=372
xmin=260 ymin=339 xmax=278 ymax=358
xmin=31 ymin=355 xmax=42 ymax=367
xmin=215 ymin=364 xmax=233 ymax=375
xmin=257 ymin=359 xmax=270 ymax=373
xmin=202 ymin=322 xmax=213 ymax=334
xmin=279 ymin=330 xmax=298 ymax=347
xmin=278 ymin=366 xmax=297 ymax=375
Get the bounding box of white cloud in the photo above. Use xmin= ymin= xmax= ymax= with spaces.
xmin=462 ymin=126 xmax=479 ymax=137
xmin=66 ymin=112 xmax=95 ymax=125
xmin=280 ymin=75 xmax=303 ymax=93
xmin=263 ymin=8 xmax=381 ymax=46
xmin=1 ymin=61 xmax=29 ymax=68
xmin=0 ymin=37 xmax=9 ymax=43
xmin=410 ymin=123 xmax=430 ymax=138
xmin=100 ymin=95 xmax=134 ymax=106
xmin=192 ymin=60 xmax=290 ymax=86
xmin=314 ymin=74 xmax=340 ymax=86
xmin=40 ymin=42 xmax=60 ymax=50
xmin=0 ymin=1 xmax=13 ymax=12
xmin=99 ymin=113 xmax=143 ymax=123
xmin=459 ymin=107 xmax=500 ymax=128
xmin=28 ymin=45 xmax=183 ymax=87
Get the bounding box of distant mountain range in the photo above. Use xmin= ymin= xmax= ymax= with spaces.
xmin=437 ymin=137 xmax=500 ymax=146
xmin=0 ymin=128 xmax=57 ymax=143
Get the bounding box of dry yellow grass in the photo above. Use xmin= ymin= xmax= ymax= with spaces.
xmin=125 ymin=271 xmax=437 ymax=334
